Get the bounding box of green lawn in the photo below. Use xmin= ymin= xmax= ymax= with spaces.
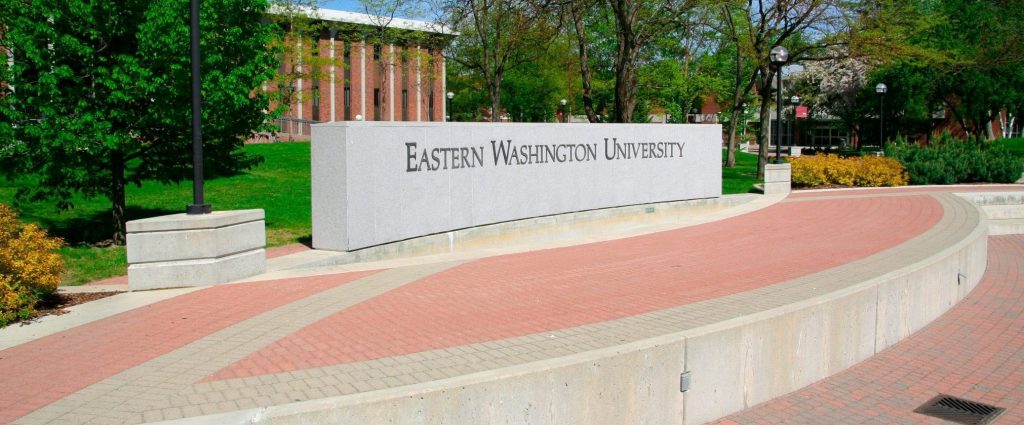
xmin=1 ymin=142 xmax=311 ymax=285
xmin=722 ymin=149 xmax=762 ymax=194
xmin=3 ymin=142 xmax=762 ymax=285
xmin=993 ymin=137 xmax=1024 ymax=157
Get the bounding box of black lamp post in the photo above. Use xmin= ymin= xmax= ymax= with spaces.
xmin=769 ymin=46 xmax=789 ymax=163
xmin=790 ymin=95 xmax=800 ymax=148
xmin=876 ymin=83 xmax=887 ymax=151
xmin=187 ymin=0 xmax=210 ymax=214
xmin=446 ymin=91 xmax=454 ymax=122
xmin=560 ymin=99 xmax=567 ymax=123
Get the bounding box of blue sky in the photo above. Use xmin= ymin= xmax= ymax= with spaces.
xmin=321 ymin=0 xmax=367 ymax=12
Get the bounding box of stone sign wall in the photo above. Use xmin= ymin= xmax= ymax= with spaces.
xmin=312 ymin=122 xmax=721 ymax=251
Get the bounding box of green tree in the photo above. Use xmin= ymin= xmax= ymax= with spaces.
xmin=718 ymin=0 xmax=854 ymax=178
xmin=0 ymin=0 xmax=279 ymax=244
xmin=441 ymin=0 xmax=560 ymax=122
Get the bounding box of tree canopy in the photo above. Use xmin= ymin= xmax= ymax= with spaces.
xmin=0 ymin=0 xmax=280 ymax=244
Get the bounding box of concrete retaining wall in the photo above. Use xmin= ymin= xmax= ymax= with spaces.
xmin=169 ymin=195 xmax=988 ymax=425
xmin=282 ymin=195 xmax=759 ymax=270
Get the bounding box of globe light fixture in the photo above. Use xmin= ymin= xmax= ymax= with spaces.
xmin=876 ymin=83 xmax=888 ymax=151
xmin=790 ymin=95 xmax=801 ymax=148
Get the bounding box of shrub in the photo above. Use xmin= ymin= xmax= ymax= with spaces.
xmin=790 ymin=154 xmax=908 ymax=187
xmin=886 ymin=133 xmax=1024 ymax=185
xmin=0 ymin=204 xmax=65 ymax=327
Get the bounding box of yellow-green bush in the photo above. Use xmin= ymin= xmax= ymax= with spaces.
xmin=791 ymin=154 xmax=908 ymax=188
xmin=0 ymin=204 xmax=65 ymax=326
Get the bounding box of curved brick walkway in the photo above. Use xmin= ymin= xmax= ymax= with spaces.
xmin=716 ymin=235 xmax=1024 ymax=424
xmin=0 ymin=185 xmax=1019 ymax=424
xmin=211 ymin=195 xmax=942 ymax=380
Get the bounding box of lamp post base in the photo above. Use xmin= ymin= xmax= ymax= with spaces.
xmin=186 ymin=203 xmax=212 ymax=215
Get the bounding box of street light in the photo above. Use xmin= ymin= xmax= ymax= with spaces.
xmin=446 ymin=91 xmax=454 ymax=122
xmin=790 ymin=95 xmax=801 ymax=148
xmin=186 ymin=0 xmax=210 ymax=215
xmin=876 ymin=83 xmax=887 ymax=151
xmin=770 ymin=45 xmax=789 ymax=163
xmin=560 ymin=99 xmax=567 ymax=123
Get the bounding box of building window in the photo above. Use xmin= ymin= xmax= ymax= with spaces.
xmin=402 ymin=90 xmax=408 ymax=121
xmin=344 ymin=87 xmax=351 ymax=120
xmin=428 ymin=90 xmax=434 ymax=122
xmin=311 ymin=85 xmax=320 ymax=122
xmin=344 ymin=43 xmax=352 ymax=120
xmin=373 ymin=44 xmax=381 ymax=61
xmin=401 ymin=53 xmax=409 ymax=121
xmin=374 ymin=88 xmax=381 ymax=121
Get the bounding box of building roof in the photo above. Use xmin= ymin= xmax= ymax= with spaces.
xmin=272 ymin=7 xmax=455 ymax=36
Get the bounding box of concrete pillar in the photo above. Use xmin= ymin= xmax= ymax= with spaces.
xmin=763 ymin=163 xmax=792 ymax=195
xmin=127 ymin=210 xmax=266 ymax=290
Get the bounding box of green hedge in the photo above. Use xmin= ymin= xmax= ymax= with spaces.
xmin=885 ymin=133 xmax=1024 ymax=185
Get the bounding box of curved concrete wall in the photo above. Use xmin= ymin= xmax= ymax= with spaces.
xmin=311 ymin=122 xmax=721 ymax=251
xmin=170 ymin=194 xmax=989 ymax=425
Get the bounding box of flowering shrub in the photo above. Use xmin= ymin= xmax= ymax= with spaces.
xmin=0 ymin=204 xmax=65 ymax=326
xmin=791 ymin=154 xmax=908 ymax=188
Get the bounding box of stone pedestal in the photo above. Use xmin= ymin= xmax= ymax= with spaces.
xmin=127 ymin=209 xmax=266 ymax=290
xmin=763 ymin=163 xmax=792 ymax=195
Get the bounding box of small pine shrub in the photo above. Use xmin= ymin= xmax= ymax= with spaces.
xmin=886 ymin=133 xmax=1024 ymax=185
xmin=0 ymin=204 xmax=65 ymax=327
xmin=790 ymin=154 xmax=908 ymax=187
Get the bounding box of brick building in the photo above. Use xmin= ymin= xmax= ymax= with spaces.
xmin=269 ymin=9 xmax=454 ymax=140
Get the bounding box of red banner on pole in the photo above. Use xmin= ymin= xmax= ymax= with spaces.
xmin=796 ymin=105 xmax=809 ymax=119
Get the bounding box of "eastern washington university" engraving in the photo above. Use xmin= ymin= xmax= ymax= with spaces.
xmin=406 ymin=138 xmax=687 ymax=172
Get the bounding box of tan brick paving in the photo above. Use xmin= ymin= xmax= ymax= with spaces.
xmin=13 ymin=262 xmax=463 ymax=425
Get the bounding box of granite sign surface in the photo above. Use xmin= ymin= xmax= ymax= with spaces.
xmin=312 ymin=122 xmax=721 ymax=251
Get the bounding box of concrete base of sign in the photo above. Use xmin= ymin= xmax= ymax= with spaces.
xmin=763 ymin=163 xmax=792 ymax=195
xmin=126 ymin=210 xmax=266 ymax=291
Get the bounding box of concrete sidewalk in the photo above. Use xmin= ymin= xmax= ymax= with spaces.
xmin=1 ymin=185 xmax=1021 ymax=424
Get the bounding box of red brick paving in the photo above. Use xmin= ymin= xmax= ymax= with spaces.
xmin=265 ymin=243 xmax=311 ymax=259
xmin=0 ymin=270 xmax=375 ymax=424
xmin=715 ymin=235 xmax=1024 ymax=425
xmin=210 ymin=195 xmax=944 ymax=380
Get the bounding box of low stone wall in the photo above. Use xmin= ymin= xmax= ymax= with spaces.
xmin=284 ymin=195 xmax=759 ymax=270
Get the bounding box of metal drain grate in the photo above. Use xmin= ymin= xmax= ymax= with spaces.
xmin=914 ymin=394 xmax=1005 ymax=425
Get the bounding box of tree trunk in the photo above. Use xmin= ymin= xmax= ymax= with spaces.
xmin=726 ymin=106 xmax=740 ymax=167
xmin=726 ymin=47 xmax=745 ymax=167
xmin=609 ymin=0 xmax=638 ymax=123
xmin=571 ymin=0 xmax=598 ymax=123
xmin=489 ymin=75 xmax=502 ymax=122
xmin=110 ymin=151 xmax=127 ymax=246
xmin=613 ymin=52 xmax=637 ymax=122
xmin=757 ymin=81 xmax=773 ymax=179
